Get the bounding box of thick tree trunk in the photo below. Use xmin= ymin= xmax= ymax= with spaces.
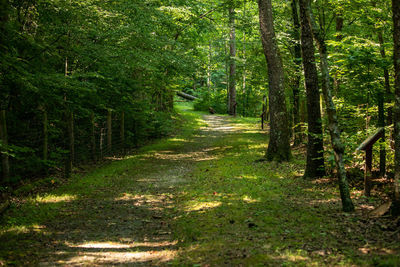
xmin=0 ymin=110 xmax=9 ymax=182
xmin=228 ymin=6 xmax=237 ymax=116
xmin=306 ymin=0 xmax=354 ymax=211
xmin=291 ymin=0 xmax=302 ymax=146
xmin=299 ymin=0 xmax=325 ymax=178
xmin=391 ymin=0 xmax=400 ymax=215
xmin=257 ymin=0 xmax=291 ymax=162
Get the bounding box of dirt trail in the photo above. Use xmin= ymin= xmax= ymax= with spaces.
xmin=35 ymin=114 xmax=236 ymax=266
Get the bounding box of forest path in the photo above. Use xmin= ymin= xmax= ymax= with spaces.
xmin=1 ymin=105 xmax=243 ymax=266
xmin=1 ymin=103 xmax=400 ymax=266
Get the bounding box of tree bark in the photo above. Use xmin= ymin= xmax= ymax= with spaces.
xmin=43 ymin=108 xmax=48 ymax=161
xmin=378 ymin=92 xmax=386 ymax=177
xmin=120 ymin=111 xmax=125 ymax=154
xmin=0 ymin=110 xmax=9 ymax=182
xmin=332 ymin=14 xmax=344 ymax=96
xmin=107 ymin=109 xmax=112 ymax=153
xmin=299 ymin=0 xmax=325 ymax=178
xmin=291 ymin=0 xmax=302 ymax=146
xmin=378 ymin=31 xmax=391 ymax=95
xmin=228 ymin=5 xmax=237 ymax=116
xmin=258 ymin=0 xmax=291 ymax=162
xmin=207 ymin=42 xmax=212 ymax=90
xmin=64 ymin=110 xmax=74 ymax=178
xmin=90 ymin=112 xmax=96 ymax=162
xmin=391 ymin=0 xmax=400 ymax=215
xmin=306 ymin=0 xmax=354 ymax=211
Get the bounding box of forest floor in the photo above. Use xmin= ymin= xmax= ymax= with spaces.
xmin=0 ymin=102 xmax=399 ymax=266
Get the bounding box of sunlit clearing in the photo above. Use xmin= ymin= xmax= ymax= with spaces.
xmin=185 ymin=201 xmax=221 ymax=211
xmin=35 ymin=194 xmax=76 ymax=203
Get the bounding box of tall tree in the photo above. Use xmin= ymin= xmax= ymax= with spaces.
xmin=306 ymin=0 xmax=354 ymax=211
xmin=291 ymin=0 xmax=302 ymax=146
xmin=391 ymin=0 xmax=400 ymax=215
xmin=257 ymin=0 xmax=291 ymax=161
xmin=228 ymin=4 xmax=237 ymax=116
xmin=298 ymin=0 xmax=325 ymax=178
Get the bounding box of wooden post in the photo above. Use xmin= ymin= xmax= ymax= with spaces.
xmin=364 ymin=147 xmax=372 ymax=196
xmin=90 ymin=112 xmax=96 ymax=162
xmin=43 ymin=109 xmax=48 ymax=161
xmin=0 ymin=110 xmax=9 ymax=182
xmin=120 ymin=111 xmax=125 ymax=154
xmin=107 ymin=109 xmax=112 ymax=153
xmin=378 ymin=92 xmax=386 ymax=176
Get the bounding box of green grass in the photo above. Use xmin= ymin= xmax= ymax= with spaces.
xmin=0 ymin=101 xmax=399 ymax=266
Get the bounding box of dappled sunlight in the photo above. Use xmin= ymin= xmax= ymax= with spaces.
xmin=57 ymin=250 xmax=176 ymax=265
xmin=69 ymin=240 xmax=177 ymax=249
xmin=114 ymin=193 xmax=171 ymax=205
xmin=35 ymin=194 xmax=76 ymax=203
xmin=242 ymin=195 xmax=259 ymax=203
xmin=249 ymin=143 xmax=266 ymax=150
xmin=58 ymin=241 xmax=178 ymax=265
xmin=2 ymin=224 xmax=47 ymax=234
xmin=152 ymin=150 xmax=219 ymax=162
xmin=185 ymin=201 xmax=222 ymax=212
xmin=235 ymin=175 xmax=257 ymax=180
xmin=358 ymin=246 xmax=397 ymax=255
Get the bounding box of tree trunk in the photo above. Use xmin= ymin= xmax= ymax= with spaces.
xmin=228 ymin=5 xmax=237 ymax=116
xmin=378 ymin=31 xmax=391 ymax=95
xmin=107 ymin=109 xmax=112 ymax=153
xmin=64 ymin=110 xmax=74 ymax=178
xmin=391 ymin=0 xmax=400 ymax=215
xmin=90 ymin=112 xmax=96 ymax=162
xmin=0 ymin=110 xmax=9 ymax=182
xmin=291 ymin=0 xmax=302 ymax=146
xmin=43 ymin=109 xmax=48 ymax=161
xmin=225 ymin=40 xmax=230 ymax=112
xmin=378 ymin=92 xmax=386 ymax=177
xmin=299 ymin=0 xmax=325 ymax=178
xmin=242 ymin=2 xmax=247 ymax=117
xmin=207 ymin=42 xmax=212 ymax=90
xmin=120 ymin=111 xmax=125 ymax=154
xmin=306 ymin=0 xmax=354 ymax=211
xmin=258 ymin=0 xmax=291 ymax=162
xmin=333 ymin=14 xmax=344 ymax=95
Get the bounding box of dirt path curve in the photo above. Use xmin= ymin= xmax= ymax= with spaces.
xmin=35 ymin=114 xmax=236 ymax=266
